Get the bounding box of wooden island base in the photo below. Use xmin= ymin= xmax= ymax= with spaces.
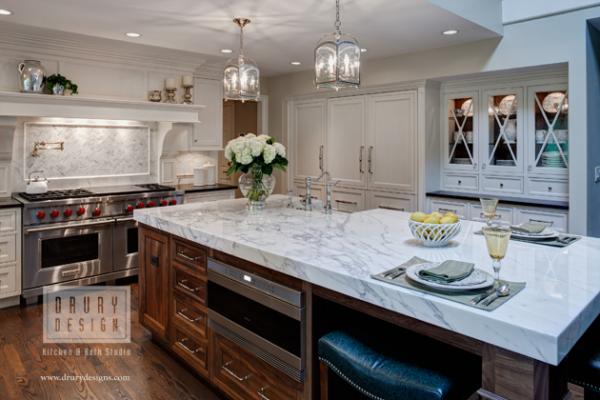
xmin=139 ymin=224 xmax=568 ymax=400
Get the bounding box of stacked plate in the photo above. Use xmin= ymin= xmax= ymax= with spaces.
xmin=511 ymin=227 xmax=559 ymax=241
xmin=541 ymin=151 xmax=567 ymax=168
xmin=495 ymin=159 xmax=515 ymax=167
xmin=406 ymin=263 xmax=494 ymax=292
xmin=452 ymin=158 xmax=471 ymax=165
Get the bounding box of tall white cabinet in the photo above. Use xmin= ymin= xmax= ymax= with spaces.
xmin=289 ymin=90 xmax=419 ymax=213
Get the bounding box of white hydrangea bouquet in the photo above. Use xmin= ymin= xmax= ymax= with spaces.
xmin=224 ymin=133 xmax=288 ymax=210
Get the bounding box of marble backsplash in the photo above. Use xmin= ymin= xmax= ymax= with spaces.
xmin=25 ymin=123 xmax=150 ymax=179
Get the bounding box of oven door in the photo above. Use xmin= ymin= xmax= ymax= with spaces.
xmin=113 ymin=217 xmax=138 ymax=271
xmin=23 ymin=219 xmax=114 ymax=290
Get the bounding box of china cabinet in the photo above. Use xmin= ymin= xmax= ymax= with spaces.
xmin=190 ymin=78 xmax=223 ymax=150
xmin=440 ymin=74 xmax=568 ymax=202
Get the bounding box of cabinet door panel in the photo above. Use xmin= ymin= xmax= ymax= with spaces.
xmin=327 ymin=97 xmax=366 ymax=187
xmin=191 ymin=78 xmax=223 ymax=149
xmin=139 ymin=227 xmax=169 ymax=341
xmin=367 ymin=91 xmax=417 ymax=193
xmin=292 ymin=100 xmax=326 ymax=180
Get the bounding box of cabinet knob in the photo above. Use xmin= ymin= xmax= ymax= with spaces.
xmin=548 ymin=186 xmax=553 ymax=192
xmin=458 ymin=180 xmax=462 ymax=185
xmin=500 ymin=183 xmax=504 ymax=188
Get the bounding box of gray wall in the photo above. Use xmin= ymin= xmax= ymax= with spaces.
xmin=587 ymin=20 xmax=600 ymax=236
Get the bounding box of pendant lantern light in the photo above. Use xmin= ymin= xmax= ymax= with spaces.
xmin=224 ymin=17 xmax=260 ymax=101
xmin=314 ymin=0 xmax=360 ymax=90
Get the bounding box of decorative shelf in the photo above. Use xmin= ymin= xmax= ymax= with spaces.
xmin=0 ymin=91 xmax=205 ymax=123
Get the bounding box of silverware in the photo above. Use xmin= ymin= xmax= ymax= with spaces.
xmin=388 ymin=268 xmax=406 ymax=280
xmin=482 ymin=284 xmax=510 ymax=307
xmin=470 ymin=287 xmax=497 ymax=305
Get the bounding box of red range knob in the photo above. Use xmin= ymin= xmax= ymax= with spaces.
xmin=36 ymin=210 xmax=46 ymax=220
xmin=169 ymin=199 xmax=177 ymax=206
xmin=63 ymin=208 xmax=73 ymax=218
xmin=77 ymin=207 xmax=86 ymax=216
xmin=160 ymin=200 xmax=168 ymax=207
xmin=146 ymin=201 xmax=156 ymax=208
xmin=92 ymin=208 xmax=102 ymax=217
xmin=50 ymin=210 xmax=60 ymax=219
xmin=136 ymin=202 xmax=145 ymax=209
xmin=126 ymin=205 xmax=134 ymax=213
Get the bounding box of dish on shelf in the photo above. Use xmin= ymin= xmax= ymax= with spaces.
xmin=542 ymin=92 xmax=567 ymax=114
xmin=495 ymin=159 xmax=515 ymax=166
xmin=498 ymin=95 xmax=516 ymax=116
xmin=452 ymin=158 xmax=471 ymax=165
xmin=405 ymin=263 xmax=494 ymax=291
xmin=461 ymin=99 xmax=473 ymax=117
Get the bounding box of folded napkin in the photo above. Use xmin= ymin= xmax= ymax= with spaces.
xmin=418 ymin=260 xmax=474 ymax=284
xmin=511 ymin=222 xmax=546 ymax=234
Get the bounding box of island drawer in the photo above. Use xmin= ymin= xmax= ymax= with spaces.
xmin=210 ymin=331 xmax=303 ymax=400
xmin=173 ymin=263 xmax=207 ymax=305
xmin=171 ymin=324 xmax=208 ymax=376
xmin=172 ymin=294 xmax=207 ymax=340
xmin=171 ymin=238 xmax=207 ymax=275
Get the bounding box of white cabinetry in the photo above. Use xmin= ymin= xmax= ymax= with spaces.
xmin=290 ymin=90 xmax=418 ymax=213
xmin=183 ymin=190 xmax=235 ymax=204
xmin=440 ymin=73 xmax=568 ymax=202
xmin=0 ymin=207 xmax=21 ymax=307
xmin=0 ymin=162 xmax=8 ymax=197
xmin=291 ymin=99 xmax=327 ymax=181
xmin=190 ymin=78 xmax=223 ymax=150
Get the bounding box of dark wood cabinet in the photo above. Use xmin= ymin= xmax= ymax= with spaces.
xmin=139 ymin=226 xmax=170 ymax=341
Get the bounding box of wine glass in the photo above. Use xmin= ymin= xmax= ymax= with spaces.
xmin=482 ymin=224 xmax=511 ymax=285
xmin=480 ymin=197 xmax=499 ymax=226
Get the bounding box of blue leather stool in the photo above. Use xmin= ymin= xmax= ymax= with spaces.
xmin=318 ymin=331 xmax=480 ymax=400
xmin=567 ymin=324 xmax=600 ymax=399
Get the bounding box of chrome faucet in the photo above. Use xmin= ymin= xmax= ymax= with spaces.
xmin=303 ymin=176 xmax=313 ymax=211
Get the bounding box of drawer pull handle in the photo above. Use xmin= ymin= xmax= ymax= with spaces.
xmin=177 ymin=279 xmax=200 ymax=293
xmin=335 ymin=199 xmax=358 ymax=206
xmin=177 ymin=250 xmax=201 ymax=262
xmin=379 ymin=205 xmax=405 ymax=211
xmin=61 ymin=268 xmax=80 ymax=277
xmin=178 ymin=337 xmax=201 ymax=354
xmin=458 ymin=180 xmax=462 ymax=185
xmin=257 ymin=387 xmax=272 ymax=400
xmin=499 ymin=183 xmax=504 ymax=188
xmin=177 ymin=308 xmax=201 ymax=323
xmin=529 ymin=219 xmax=554 ymax=227
xmin=222 ymin=360 xmax=251 ymax=382
xmin=548 ymin=186 xmax=553 ymax=192
xmin=150 ymin=255 xmax=159 ymax=267
xmin=439 ymin=208 xmax=457 ymax=214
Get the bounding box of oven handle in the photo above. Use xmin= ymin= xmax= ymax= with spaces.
xmin=115 ymin=217 xmax=136 ymax=223
xmin=24 ymin=218 xmax=115 ymax=234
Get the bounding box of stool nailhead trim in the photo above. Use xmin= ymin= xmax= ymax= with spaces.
xmin=569 ymin=378 xmax=600 ymax=394
xmin=319 ymin=357 xmax=385 ymax=400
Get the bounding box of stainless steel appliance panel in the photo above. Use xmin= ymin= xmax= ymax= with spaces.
xmin=113 ymin=217 xmax=138 ymax=271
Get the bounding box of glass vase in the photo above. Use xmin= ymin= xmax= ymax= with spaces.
xmin=238 ymin=165 xmax=275 ymax=211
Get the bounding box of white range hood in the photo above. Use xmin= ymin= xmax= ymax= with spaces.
xmin=0 ymin=91 xmax=205 ymax=123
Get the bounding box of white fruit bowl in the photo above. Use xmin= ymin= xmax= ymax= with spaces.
xmin=408 ymin=219 xmax=462 ymax=247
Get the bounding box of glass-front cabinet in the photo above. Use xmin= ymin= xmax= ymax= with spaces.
xmin=443 ymin=92 xmax=478 ymax=170
xmin=527 ymin=84 xmax=568 ymax=177
xmin=481 ymin=88 xmax=524 ymax=174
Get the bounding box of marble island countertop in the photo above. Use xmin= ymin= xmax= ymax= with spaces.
xmin=134 ymin=195 xmax=600 ymax=366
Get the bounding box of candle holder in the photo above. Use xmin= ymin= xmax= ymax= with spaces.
xmin=182 ymin=84 xmax=193 ymax=105
xmin=164 ymin=88 xmax=177 ymax=104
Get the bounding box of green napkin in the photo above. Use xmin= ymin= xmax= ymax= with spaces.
xmin=511 ymin=222 xmax=546 ymax=234
xmin=418 ymin=260 xmax=474 ymax=283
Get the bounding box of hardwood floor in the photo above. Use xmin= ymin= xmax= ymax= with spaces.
xmin=0 ymin=282 xmax=222 ymax=400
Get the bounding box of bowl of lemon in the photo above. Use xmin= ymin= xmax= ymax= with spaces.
xmin=408 ymin=211 xmax=461 ymax=247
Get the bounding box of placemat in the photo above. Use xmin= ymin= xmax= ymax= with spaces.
xmin=474 ymin=230 xmax=581 ymax=248
xmin=371 ymin=257 xmax=526 ymax=312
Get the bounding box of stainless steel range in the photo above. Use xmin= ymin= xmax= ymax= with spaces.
xmin=14 ymin=184 xmax=182 ymax=303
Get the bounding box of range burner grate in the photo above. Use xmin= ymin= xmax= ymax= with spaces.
xmin=18 ymin=189 xmax=93 ymax=201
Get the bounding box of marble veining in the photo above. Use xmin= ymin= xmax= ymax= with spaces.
xmin=134 ymin=195 xmax=600 ymax=365
xmin=25 ymin=123 xmax=150 ymax=179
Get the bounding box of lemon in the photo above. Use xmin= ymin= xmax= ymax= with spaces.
xmin=424 ymin=216 xmax=440 ymax=224
xmin=430 ymin=212 xmax=443 ymax=220
xmin=410 ymin=211 xmax=428 ymax=223
xmin=440 ymin=216 xmax=455 ymax=224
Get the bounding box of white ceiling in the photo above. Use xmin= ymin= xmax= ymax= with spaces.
xmin=0 ymin=0 xmax=502 ymax=76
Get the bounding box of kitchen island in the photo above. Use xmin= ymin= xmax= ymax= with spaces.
xmin=134 ymin=195 xmax=600 ymax=399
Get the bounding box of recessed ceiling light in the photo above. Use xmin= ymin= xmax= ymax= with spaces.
xmin=442 ymin=29 xmax=459 ymax=36
xmin=221 ymin=49 xmax=233 ymax=54
xmin=0 ymin=9 xmax=12 ymax=15
xmin=125 ymin=32 xmax=141 ymax=38
xmin=360 ymin=48 xmax=367 ymax=53
xmin=290 ymin=61 xmax=301 ymax=66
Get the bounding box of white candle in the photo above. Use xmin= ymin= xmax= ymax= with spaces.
xmin=182 ymin=75 xmax=193 ymax=87
xmin=165 ymin=78 xmax=176 ymax=89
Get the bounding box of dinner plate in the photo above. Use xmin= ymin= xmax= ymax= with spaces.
xmin=511 ymin=228 xmax=559 ymax=240
xmin=406 ymin=263 xmax=494 ymax=292
xmin=498 ymin=95 xmax=516 ymax=116
xmin=542 ymin=92 xmax=567 ymax=114
xmin=461 ymin=99 xmax=473 ymax=117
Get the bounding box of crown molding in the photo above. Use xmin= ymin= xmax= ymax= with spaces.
xmin=0 ymin=21 xmax=225 ymax=76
